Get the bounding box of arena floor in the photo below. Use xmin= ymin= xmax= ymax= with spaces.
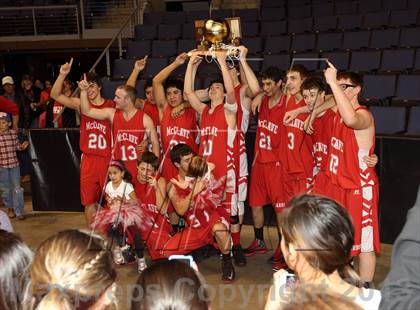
xmin=3 ymin=196 xmax=392 ymax=310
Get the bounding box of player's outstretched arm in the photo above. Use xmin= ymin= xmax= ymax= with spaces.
xmin=143 ymin=113 xmax=160 ymax=157
xmin=324 ymin=61 xmax=372 ymax=130
xmin=50 ymin=58 xmax=80 ymax=111
xmin=238 ymin=46 xmax=261 ymax=98
xmin=127 ymin=55 xmax=148 ymax=88
xmin=216 ymin=51 xmax=236 ymax=105
xmin=79 ymin=75 xmax=115 ymax=121
xmin=156 ymin=178 xmax=169 ymax=214
xmin=184 ymin=54 xmax=206 ymax=114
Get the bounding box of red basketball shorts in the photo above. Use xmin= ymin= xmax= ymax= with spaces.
xmin=80 ymin=154 xmax=110 ymax=206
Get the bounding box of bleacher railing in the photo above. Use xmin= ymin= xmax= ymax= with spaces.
xmin=0 ymin=4 xmax=79 ymax=41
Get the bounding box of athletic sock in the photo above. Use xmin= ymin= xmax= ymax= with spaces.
xmin=254 ymin=227 xmax=264 ymax=241
xmin=231 ymin=231 xmax=241 ymax=246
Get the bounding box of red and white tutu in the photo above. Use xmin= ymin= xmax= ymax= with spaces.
xmin=92 ymin=201 xmax=148 ymax=235
xmin=194 ymin=175 xmax=226 ymax=211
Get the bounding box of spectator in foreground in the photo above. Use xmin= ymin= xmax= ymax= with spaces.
xmin=31 ymin=229 xmax=117 ymax=310
xmin=0 ymin=229 xmax=33 ymax=310
xmin=0 ymin=210 xmax=13 ymax=232
xmin=265 ymin=194 xmax=381 ymax=310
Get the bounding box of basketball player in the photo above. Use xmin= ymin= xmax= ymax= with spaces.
xmin=245 ymin=66 xmax=288 ymax=271
xmin=50 ymin=59 xmax=114 ymax=226
xmin=78 ymin=76 xmax=159 ymax=187
xmin=184 ymin=51 xmax=241 ymax=265
xmin=324 ymin=61 xmax=380 ymax=286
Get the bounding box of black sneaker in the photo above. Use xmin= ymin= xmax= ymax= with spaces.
xmin=232 ymin=244 xmax=247 ymax=267
xmin=121 ymin=244 xmax=136 ymax=264
xmin=221 ymin=258 xmax=235 ymax=283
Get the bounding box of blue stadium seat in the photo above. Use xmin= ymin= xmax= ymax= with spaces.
xmin=406 ymin=107 xmax=420 ymax=135
xmin=264 ymin=35 xmax=291 ymax=53
xmin=182 ymin=23 xmax=195 ymax=39
xmin=236 ymin=9 xmax=259 ymax=22
xmin=143 ymin=12 xmax=163 ymax=25
xmin=260 ymin=21 xmax=286 ymax=36
xmin=313 ymin=16 xmax=337 ymax=32
xmin=163 ymin=11 xmax=186 ymax=24
xmin=362 ymin=75 xmax=397 ymax=101
xmin=177 ymin=39 xmax=196 ymax=54
xmin=380 ymin=49 xmax=415 ymax=71
xmin=135 ymin=79 xmax=145 ymax=99
xmin=291 ymin=52 xmax=320 ymax=71
xmin=261 ymin=0 xmax=286 ymax=7
xmin=288 ymin=5 xmax=311 ymax=19
xmin=363 ymin=11 xmax=390 ymax=29
xmin=288 ymin=17 xmax=313 ymax=34
xmin=369 ymin=106 xmax=406 ymax=134
xmin=158 ymin=24 xmax=181 ymax=40
xmin=390 ymin=9 xmax=418 ymax=27
xmin=414 ymin=49 xmax=420 ymax=70
xmin=317 ymin=33 xmax=342 ymax=51
xmin=359 ymin=0 xmax=382 ymax=13
xmin=335 ymin=0 xmax=358 ymax=15
xmin=321 ymin=51 xmax=350 ymax=70
xmin=134 ymin=25 xmax=156 ymax=40
xmin=395 ymin=75 xmax=420 ymax=101
xmin=350 ymin=50 xmax=381 ymax=71
xmin=292 ymin=34 xmax=316 ymax=52
xmin=370 ymin=29 xmax=400 ymax=49
xmin=383 ymin=0 xmax=408 ymax=10
xmin=186 ymin=10 xmax=209 ymax=23
xmin=338 ymin=14 xmax=363 ymax=30
xmin=142 ymin=58 xmax=169 ymax=78
xmin=113 ymin=59 xmax=135 ymax=79
xmin=243 ymin=21 xmax=260 ymax=37
xmin=246 ymin=54 xmax=262 ymax=72
xmin=312 ymin=3 xmax=334 ymax=17
xmin=211 ymin=9 xmax=232 ymax=20
xmin=152 ymin=40 xmax=177 ymax=57
xmin=261 ymin=7 xmax=286 ymax=20
xmin=407 ymin=0 xmax=420 ymax=9
xmin=342 ymin=31 xmax=370 ymax=50
xmin=399 ymin=27 xmax=420 ymax=47
xmin=102 ymin=80 xmax=121 ymax=100
xmin=263 ymin=54 xmax=291 ymax=70
xmin=126 ymin=41 xmax=151 ymax=58
xmin=242 ymin=37 xmax=263 ymax=53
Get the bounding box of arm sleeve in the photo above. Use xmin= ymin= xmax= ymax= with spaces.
xmin=379 ymin=187 xmax=420 ymax=310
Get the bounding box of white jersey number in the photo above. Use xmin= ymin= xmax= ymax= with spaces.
xmin=120 ymin=145 xmax=137 ymax=161
xmin=202 ymin=140 xmax=213 ymax=157
xmin=259 ymin=132 xmax=272 ymax=150
xmin=287 ymin=132 xmax=295 ymax=150
xmin=329 ymin=154 xmax=339 ymax=175
xmin=88 ymin=133 xmax=107 ymax=150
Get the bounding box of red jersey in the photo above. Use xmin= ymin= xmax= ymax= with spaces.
xmin=282 ymin=96 xmax=314 ymax=178
xmin=199 ymin=104 xmax=236 ymax=182
xmin=311 ymin=109 xmax=335 ymax=173
xmin=80 ymin=99 xmax=114 ymax=157
xmin=254 ymin=95 xmax=286 ymax=163
xmin=112 ymin=109 xmax=146 ymax=163
xmin=327 ymin=107 xmax=378 ymax=189
xmin=143 ymin=100 xmax=160 ymax=126
xmin=135 ymin=181 xmax=172 ymax=233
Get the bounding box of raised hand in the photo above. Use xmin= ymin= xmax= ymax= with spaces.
xmin=78 ymin=74 xmax=89 ymax=91
xmin=324 ymin=60 xmax=338 ymax=86
xmin=60 ymin=58 xmax=73 ymax=76
xmin=175 ymin=52 xmax=189 ymax=65
xmin=237 ymin=45 xmax=248 ymax=59
xmin=283 ymin=109 xmax=300 ymax=125
xmin=215 ymin=50 xmax=227 ymax=63
xmin=304 ymin=115 xmax=315 ymax=135
xmin=189 ymin=53 xmax=203 ymax=67
xmin=134 ymin=55 xmax=148 ymax=71
xmin=135 ymin=139 xmax=149 ymax=153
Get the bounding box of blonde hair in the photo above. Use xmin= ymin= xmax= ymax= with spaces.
xmin=31 ymin=229 xmax=116 ymax=310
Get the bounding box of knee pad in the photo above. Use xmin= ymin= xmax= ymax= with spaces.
xmin=230 ymin=215 xmax=240 ymax=225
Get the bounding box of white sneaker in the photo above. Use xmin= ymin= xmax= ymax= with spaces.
xmin=112 ymin=246 xmax=125 ymax=265
xmin=137 ymin=257 xmax=147 ymax=273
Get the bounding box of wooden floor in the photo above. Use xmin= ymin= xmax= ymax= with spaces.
xmin=2 ymin=196 xmax=392 ymax=310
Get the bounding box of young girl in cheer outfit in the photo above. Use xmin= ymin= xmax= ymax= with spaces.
xmin=92 ymin=160 xmax=147 ymax=273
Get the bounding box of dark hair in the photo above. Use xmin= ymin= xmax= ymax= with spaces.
xmin=207 ymin=77 xmax=226 ymax=93
xmin=117 ymin=85 xmax=137 ymax=104
xmin=137 ymin=151 xmax=159 ymax=170
xmin=187 ymin=156 xmax=208 ymax=178
xmin=301 ymin=77 xmax=326 ymax=94
xmin=131 ymin=260 xmax=209 ymax=310
xmin=288 ymin=64 xmax=310 ymax=80
xmin=109 ymin=160 xmax=132 ymax=182
xmin=144 ymin=78 xmax=153 ymax=93
xmin=260 ymin=66 xmax=282 ymax=83
xmin=170 ymin=143 xmax=193 ymax=165
xmin=86 ymin=72 xmax=103 ymax=88
xmin=281 ymin=194 xmax=360 ymax=286
xmin=0 ymin=230 xmax=33 ymax=310
xmin=337 ymin=71 xmax=363 ymax=88
xmin=164 ymin=77 xmax=184 ymax=94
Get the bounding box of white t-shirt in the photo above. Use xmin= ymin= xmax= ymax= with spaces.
xmin=0 ymin=210 xmax=13 ymax=232
xmin=105 ymin=180 xmax=134 ymax=201
xmin=354 ymin=288 xmax=381 ymax=310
